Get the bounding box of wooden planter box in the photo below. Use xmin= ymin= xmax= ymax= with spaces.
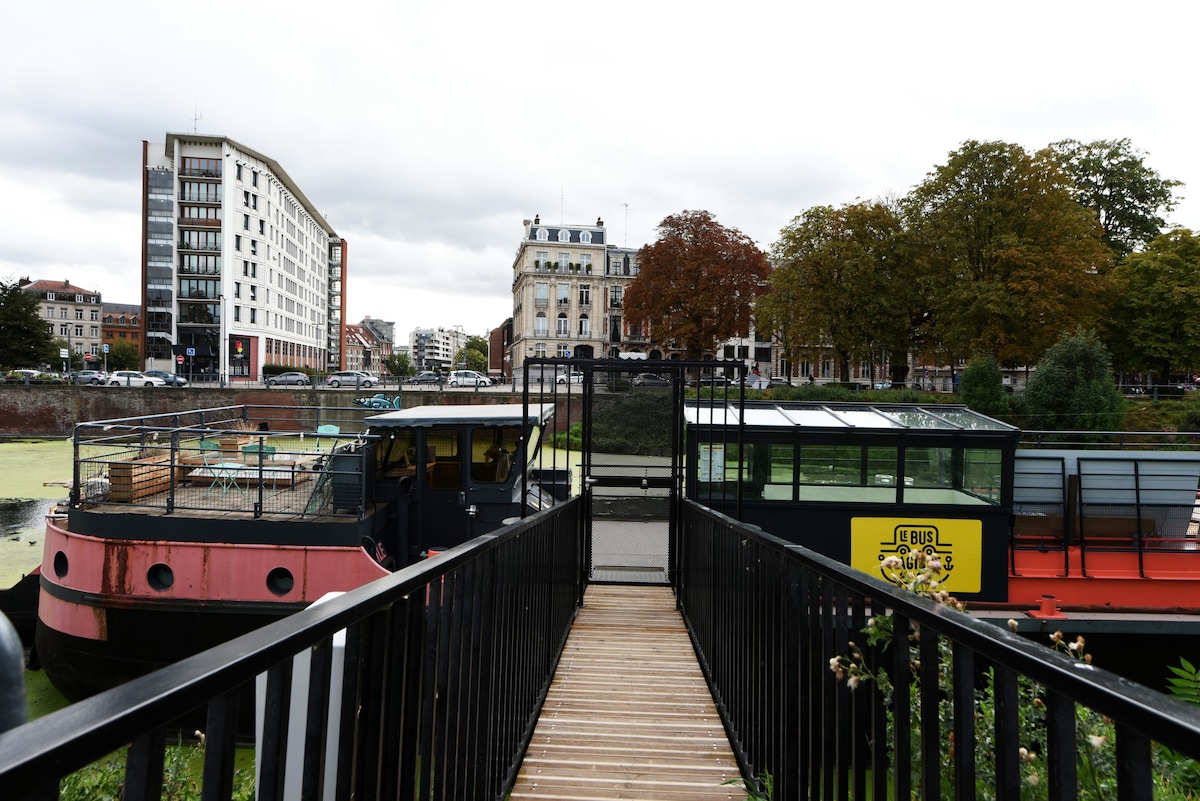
xmin=219 ymin=435 xmax=253 ymax=453
xmin=110 ymin=453 xmax=179 ymax=502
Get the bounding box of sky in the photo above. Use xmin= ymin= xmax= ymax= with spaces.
xmin=3 ymin=1 xmax=1199 ymax=339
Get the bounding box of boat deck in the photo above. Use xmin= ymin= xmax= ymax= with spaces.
xmin=511 ymin=584 xmax=742 ymax=800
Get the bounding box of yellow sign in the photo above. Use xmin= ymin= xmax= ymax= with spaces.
xmin=850 ymin=517 xmax=983 ymax=593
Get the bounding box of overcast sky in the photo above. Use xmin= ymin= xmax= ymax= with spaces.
xmin=3 ymin=1 xmax=1197 ymax=339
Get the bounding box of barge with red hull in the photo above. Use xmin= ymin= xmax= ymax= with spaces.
xmin=34 ymin=402 xmax=566 ymax=702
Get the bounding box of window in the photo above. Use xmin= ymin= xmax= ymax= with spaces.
xmin=610 ymin=286 xmax=623 ymax=308
xmin=234 ymin=282 xmax=241 ymax=299
xmin=579 ymin=285 xmax=591 ymax=306
xmin=244 ymin=190 xmax=250 ymax=207
xmin=45 ymin=307 xmax=54 ymax=318
xmin=250 ymin=240 xmax=257 ymax=256
xmin=579 ymin=254 xmax=591 ymax=272
xmin=556 ymin=313 xmax=569 ymax=336
xmin=243 ymin=214 xmax=250 ymax=230
xmin=558 ymin=252 xmax=569 ymax=270
xmin=535 ymin=250 xmax=549 ymax=268
xmin=579 ymin=314 xmax=590 ymax=337
xmin=558 ymin=229 xmax=570 ymax=243
xmin=250 ymin=308 xmax=257 ymax=324
xmin=557 ymin=343 xmax=571 ymax=358
xmin=534 ymin=282 xmax=548 ymax=306
xmin=580 ymin=231 xmax=591 ymax=244
xmin=536 ymin=228 xmax=548 ymax=241
xmin=249 ymin=285 xmax=257 ymax=301
xmin=557 ymin=283 xmax=569 ymax=306
xmin=235 ymin=235 xmax=242 ymax=251
xmin=234 ymin=306 xmax=241 ymax=322
xmin=534 ymin=312 xmax=548 ymax=336
xmin=59 ymin=308 xmax=67 ymax=318
xmin=252 ymin=171 xmax=258 ymax=188
xmin=470 ymin=427 xmax=520 ymax=483
xmin=236 ymin=164 xmax=243 ymax=181
xmin=258 ymin=220 xmax=265 ymax=235
xmin=75 ymin=309 xmax=83 ymax=320
xmin=534 ymin=343 xmax=547 ymax=358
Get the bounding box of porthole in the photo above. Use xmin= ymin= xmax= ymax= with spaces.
xmin=266 ymin=567 xmax=294 ymax=597
xmin=53 ymin=551 xmax=68 ymax=578
xmin=147 ymin=563 xmax=174 ymax=591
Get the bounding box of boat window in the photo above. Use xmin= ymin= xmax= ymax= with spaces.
xmin=962 ymin=447 xmax=1003 ymax=504
xmin=800 ymin=444 xmax=862 ymax=486
xmin=427 ymin=429 xmax=461 ymax=489
xmin=762 ymin=444 xmax=795 ymax=500
xmin=376 ymin=427 xmax=417 ymax=475
xmin=471 ymin=426 xmax=522 ymax=483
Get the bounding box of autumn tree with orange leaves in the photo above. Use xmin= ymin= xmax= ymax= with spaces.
xmin=625 ymin=210 xmax=769 ymax=358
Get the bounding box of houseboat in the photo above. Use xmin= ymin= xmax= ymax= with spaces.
xmin=34 ymin=402 xmax=568 ymax=702
xmin=684 ymin=401 xmax=1200 ymax=686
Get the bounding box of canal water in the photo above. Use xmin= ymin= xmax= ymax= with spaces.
xmin=0 ymin=439 xmax=74 ymax=720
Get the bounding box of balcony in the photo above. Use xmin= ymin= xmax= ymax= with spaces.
xmin=179 ymin=242 xmax=222 ymax=252
xmin=610 ymin=300 xmax=623 ymax=309
xmin=534 ymin=298 xmax=549 ymax=308
xmin=178 ymin=216 xmax=222 ymax=228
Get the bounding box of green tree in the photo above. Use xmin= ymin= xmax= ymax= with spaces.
xmin=761 ymin=200 xmax=910 ymax=383
xmin=625 ymin=210 xmax=769 ymax=358
xmin=957 ymin=354 xmax=1010 ymax=417
xmin=0 ymin=278 xmax=56 ymax=370
xmin=105 ymin=340 xmax=140 ymax=371
xmin=1050 ymin=138 xmax=1183 ymax=259
xmin=454 ymin=336 xmax=488 ymax=373
xmin=905 ymin=140 xmax=1112 ymax=369
xmin=1104 ymin=229 xmax=1200 ymax=382
xmin=1023 ymin=331 xmax=1125 ymax=431
xmin=384 ymin=351 xmax=414 ymax=379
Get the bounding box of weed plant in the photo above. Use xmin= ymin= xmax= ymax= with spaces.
xmin=830 ymin=553 xmax=1200 ymax=799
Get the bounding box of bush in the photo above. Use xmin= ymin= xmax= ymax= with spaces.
xmin=959 ymin=354 xmax=1011 ymax=417
xmin=1024 ymin=331 xmax=1126 ymax=431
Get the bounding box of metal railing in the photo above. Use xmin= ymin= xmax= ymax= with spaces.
xmin=0 ymin=500 xmax=583 ymax=801
xmin=677 ymin=500 xmax=1200 ymax=800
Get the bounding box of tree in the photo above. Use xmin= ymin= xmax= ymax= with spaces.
xmin=384 ymin=352 xmax=414 ymax=379
xmin=1023 ymin=331 xmax=1125 ymax=431
xmin=761 ymin=201 xmax=911 ymax=383
xmin=625 ymin=210 xmax=769 ymax=358
xmin=957 ymin=354 xmax=1010 ymax=418
xmin=105 ymin=340 xmax=140 ymax=371
xmin=0 ymin=278 xmax=56 ymax=370
xmin=454 ymin=336 xmax=489 ymax=373
xmin=1049 ymin=138 xmax=1183 ymax=259
xmin=1103 ymin=229 xmax=1200 ymax=382
xmin=905 ymin=140 xmax=1112 ymax=368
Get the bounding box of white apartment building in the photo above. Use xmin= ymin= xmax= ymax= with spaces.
xmin=509 ymin=215 xmax=651 ymax=369
xmin=21 ymin=279 xmax=103 ymax=365
xmin=410 ymin=326 xmax=468 ymax=372
xmin=140 ymin=134 xmax=347 ymax=381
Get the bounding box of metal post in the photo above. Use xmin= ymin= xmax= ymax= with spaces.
xmin=0 ymin=612 xmax=27 ymax=734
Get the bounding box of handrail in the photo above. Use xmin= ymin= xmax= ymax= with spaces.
xmin=0 ymin=500 xmax=583 ymax=800
xmin=677 ymin=500 xmax=1200 ymax=799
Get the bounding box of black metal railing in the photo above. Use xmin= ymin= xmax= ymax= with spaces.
xmin=677 ymin=500 xmax=1200 ymax=800
xmin=0 ymin=500 xmax=583 ymax=801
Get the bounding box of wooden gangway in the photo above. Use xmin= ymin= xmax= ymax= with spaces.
xmin=510 ymin=585 xmax=742 ymax=800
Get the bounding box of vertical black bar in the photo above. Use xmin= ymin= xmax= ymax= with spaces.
xmin=952 ymin=642 xmax=976 ymax=801
xmin=1045 ymin=688 xmax=1078 ymax=801
xmin=334 ymin=618 xmax=365 ymax=801
xmin=299 ymin=639 xmax=334 ymax=801
xmin=1115 ymin=722 xmax=1152 ymax=801
xmin=891 ymin=612 xmax=911 ymax=801
xmin=258 ymin=659 xmax=294 ymax=801
xmin=993 ymin=664 xmax=1020 ymax=800
xmin=123 ymin=728 xmax=166 ymax=801
xmin=201 ymin=687 xmax=241 ymax=801
xmin=919 ymin=631 xmax=940 ymax=800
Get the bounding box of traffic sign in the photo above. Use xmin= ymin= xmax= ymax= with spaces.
xmin=84 ymin=353 xmax=93 ymax=362
xmin=176 ymin=355 xmax=185 ymax=364
xmin=186 ymin=347 xmax=196 ymax=357
xmin=59 ymin=348 xmax=69 ymax=359
xmin=102 ymin=344 xmax=109 ymax=353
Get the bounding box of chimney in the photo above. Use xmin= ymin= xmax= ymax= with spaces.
xmin=597 ymin=217 xmax=603 ymax=227
xmin=18 ymin=277 xmax=30 ymax=287
xmin=533 ymin=214 xmax=540 ymax=225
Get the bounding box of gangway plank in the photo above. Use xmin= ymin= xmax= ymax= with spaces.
xmin=511 ymin=584 xmax=741 ymax=800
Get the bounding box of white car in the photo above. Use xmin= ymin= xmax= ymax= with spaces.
xmin=556 ymin=371 xmax=584 ymax=384
xmin=108 ymin=371 xmax=166 ymax=387
xmin=447 ymin=370 xmax=492 ymax=387
xmin=328 ymin=371 xmax=377 ymax=388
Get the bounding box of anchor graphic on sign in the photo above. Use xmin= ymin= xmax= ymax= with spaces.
xmin=877 ymin=524 xmax=955 ymax=580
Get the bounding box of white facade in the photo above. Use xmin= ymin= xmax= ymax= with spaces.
xmin=141 ymin=134 xmax=346 ymax=380
xmin=409 ymin=326 xmax=468 ymax=371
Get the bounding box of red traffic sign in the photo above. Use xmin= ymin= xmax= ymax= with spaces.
xmin=84 ymin=353 xmax=93 ymax=361
xmin=176 ymin=355 xmax=185 ymax=364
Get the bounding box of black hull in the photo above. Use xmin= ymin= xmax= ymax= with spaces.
xmin=35 ymin=602 xmax=298 ymax=703
xmin=0 ymin=571 xmax=40 ymax=646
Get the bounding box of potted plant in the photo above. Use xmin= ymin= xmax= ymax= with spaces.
xmin=219 ymin=418 xmax=257 ymax=453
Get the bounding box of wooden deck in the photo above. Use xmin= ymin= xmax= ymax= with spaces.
xmin=510 ymin=585 xmax=742 ymax=800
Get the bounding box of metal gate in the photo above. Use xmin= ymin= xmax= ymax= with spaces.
xmin=520 ymin=358 xmax=746 ymax=585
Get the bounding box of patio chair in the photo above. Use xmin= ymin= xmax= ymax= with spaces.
xmin=315 ymin=424 xmax=340 ymax=450
xmin=200 ymin=439 xmax=244 ymax=498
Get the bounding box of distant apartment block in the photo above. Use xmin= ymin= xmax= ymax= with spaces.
xmin=20 ymin=278 xmax=103 ymax=363
xmin=410 ymin=326 xmax=467 ymax=372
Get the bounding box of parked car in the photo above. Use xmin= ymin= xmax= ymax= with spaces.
xmin=632 ymin=373 xmax=671 ymax=387
xmin=688 ymin=374 xmax=731 ymax=388
xmin=873 ymin=381 xmax=893 ymax=390
xmin=767 ymin=377 xmax=791 ymax=388
xmin=143 ymin=370 xmax=188 ymax=387
xmin=108 ymin=371 xmax=166 ymax=387
xmin=556 ymin=371 xmax=584 ymax=385
xmin=69 ymin=370 xmax=109 ymax=385
xmin=447 ymin=370 xmax=492 ymax=387
xmin=328 ymin=370 xmax=377 ymax=388
xmin=409 ymin=371 xmax=442 ymax=385
xmin=266 ymin=371 xmax=311 ymax=386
